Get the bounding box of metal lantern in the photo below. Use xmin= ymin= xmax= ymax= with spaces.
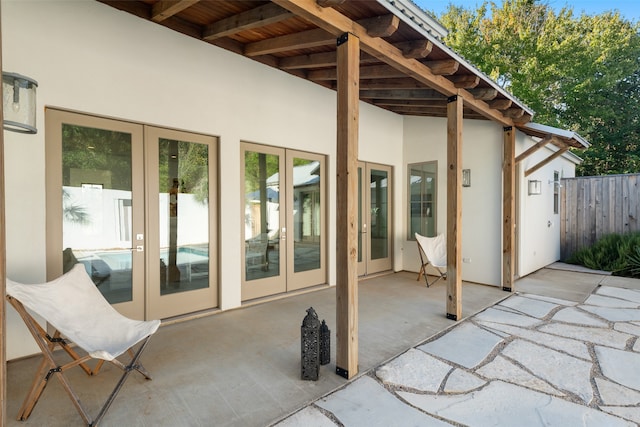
xmin=320 ymin=320 xmax=330 ymax=366
xmin=301 ymin=307 xmax=320 ymax=381
xmin=2 ymin=72 xmax=38 ymax=134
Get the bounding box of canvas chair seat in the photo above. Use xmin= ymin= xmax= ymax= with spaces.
xmin=6 ymin=263 xmax=161 ymax=426
xmin=415 ymin=232 xmax=447 ymax=287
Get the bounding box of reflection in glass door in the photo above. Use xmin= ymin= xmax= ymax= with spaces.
xmin=46 ymin=110 xmax=218 ymax=320
xmin=146 ymin=127 xmax=218 ymax=319
xmin=358 ymin=162 xmax=393 ymax=276
xmin=241 ymin=144 xmax=326 ymax=300
xmin=46 ymin=109 xmax=145 ymax=320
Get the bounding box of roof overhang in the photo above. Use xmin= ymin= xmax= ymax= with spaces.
xmin=517 ymin=122 xmax=590 ymax=149
xmin=97 ymin=0 xmax=534 ymax=125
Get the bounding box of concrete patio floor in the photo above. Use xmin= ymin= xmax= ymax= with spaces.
xmin=5 ymin=265 xmax=622 ymax=426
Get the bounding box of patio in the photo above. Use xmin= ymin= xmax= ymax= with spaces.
xmin=5 ymin=266 xmax=599 ymax=426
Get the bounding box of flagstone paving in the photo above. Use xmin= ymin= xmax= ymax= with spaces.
xmin=273 ymin=283 xmax=640 ymax=426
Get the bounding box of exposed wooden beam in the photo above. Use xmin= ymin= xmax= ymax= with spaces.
xmin=151 ymin=0 xmax=199 ymax=23
xmin=335 ymin=32 xmax=359 ymax=380
xmin=244 ymin=27 xmax=334 ymax=56
xmin=504 ymin=107 xmax=525 ymax=119
xmin=203 ymin=3 xmax=293 ymax=40
xmin=359 ymin=88 xmax=446 ymax=100
xmin=358 ymin=14 xmax=400 ymax=38
xmin=515 ymin=135 xmax=553 ymax=164
xmin=424 ymin=59 xmax=459 ymax=75
xmin=309 ymin=63 xmax=405 ymax=81
xmin=382 ymin=105 xmax=448 ymax=115
xmin=468 ymin=88 xmax=498 ymax=101
xmin=317 ymin=0 xmax=346 ymax=6
xmin=358 ymin=78 xmax=429 ymax=90
xmin=513 ymin=112 xmax=533 ymax=124
xmin=372 ymin=99 xmax=446 ymax=108
xmin=450 ymin=75 xmax=480 ymax=89
xmin=488 ymin=99 xmax=512 ymax=110
xmin=524 ymin=146 xmax=569 ymax=177
xmin=446 ymin=94 xmax=463 ymax=321
xmin=272 ymin=0 xmax=516 ymax=125
xmin=394 ymin=40 xmax=433 ymax=58
xmin=502 ymin=126 xmax=516 ymax=292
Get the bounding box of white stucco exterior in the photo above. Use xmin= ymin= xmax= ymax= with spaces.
xmin=2 ymin=0 xmax=578 ymax=359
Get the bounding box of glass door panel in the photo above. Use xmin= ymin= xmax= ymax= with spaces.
xmin=241 ymin=143 xmax=286 ymax=300
xmin=357 ymin=162 xmax=393 ymax=276
xmin=146 ymin=127 xmax=218 ymax=319
xmin=286 ymin=151 xmax=326 ymax=290
xmin=46 ymin=109 xmax=145 ymax=320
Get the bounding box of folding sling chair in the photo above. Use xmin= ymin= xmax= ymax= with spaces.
xmin=6 ymin=263 xmax=161 ymax=426
xmin=415 ymin=232 xmax=447 ymax=287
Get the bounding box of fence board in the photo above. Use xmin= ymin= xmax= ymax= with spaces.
xmin=561 ymin=173 xmax=640 ymax=259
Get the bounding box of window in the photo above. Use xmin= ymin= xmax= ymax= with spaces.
xmin=553 ymin=171 xmax=560 ymax=214
xmin=408 ymin=162 xmax=437 ymax=239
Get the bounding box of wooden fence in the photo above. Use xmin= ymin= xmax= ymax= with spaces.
xmin=560 ymin=173 xmax=640 ymax=260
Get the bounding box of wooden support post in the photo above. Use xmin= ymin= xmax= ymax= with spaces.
xmin=335 ymin=32 xmax=359 ymax=379
xmin=0 ymin=3 xmax=7 ymax=422
xmin=503 ymin=126 xmax=516 ymax=292
xmin=446 ymin=95 xmax=463 ymax=321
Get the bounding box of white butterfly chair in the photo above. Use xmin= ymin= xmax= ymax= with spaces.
xmin=415 ymin=233 xmax=447 ymax=287
xmin=6 ymin=264 xmax=161 ymax=426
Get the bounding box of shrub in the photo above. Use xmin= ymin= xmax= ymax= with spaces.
xmin=566 ymin=232 xmax=640 ymax=278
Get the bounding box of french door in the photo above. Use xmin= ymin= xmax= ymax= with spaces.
xmin=46 ymin=109 xmax=218 ymax=320
xmin=358 ymin=162 xmax=393 ymax=276
xmin=241 ymin=143 xmax=326 ymax=301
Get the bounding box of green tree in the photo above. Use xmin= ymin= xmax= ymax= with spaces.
xmin=439 ymin=0 xmax=640 ymax=175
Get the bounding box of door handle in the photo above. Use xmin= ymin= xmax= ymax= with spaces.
xmin=130 ymin=245 xmax=144 ymax=252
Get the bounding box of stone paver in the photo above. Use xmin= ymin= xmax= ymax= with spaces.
xmin=417 ymin=322 xmax=503 ymax=368
xmin=275 ymin=279 xmax=640 ymax=427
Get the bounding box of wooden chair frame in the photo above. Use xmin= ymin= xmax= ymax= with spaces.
xmin=416 ymin=238 xmax=447 ymax=288
xmin=6 ymin=295 xmax=154 ymax=427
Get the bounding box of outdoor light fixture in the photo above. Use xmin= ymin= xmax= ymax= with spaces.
xmin=2 ymin=72 xmax=38 ymax=134
xmin=462 ymin=169 xmax=471 ymax=187
xmin=528 ymin=179 xmax=542 ymax=195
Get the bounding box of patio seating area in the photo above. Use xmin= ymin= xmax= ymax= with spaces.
xmin=5 ymin=265 xmax=608 ymax=426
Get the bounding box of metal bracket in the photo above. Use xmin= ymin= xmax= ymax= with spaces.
xmin=46 ymin=334 xmax=66 ymax=344
xmin=447 ymin=95 xmax=458 ymax=103
xmin=45 ymin=366 xmax=62 ymax=381
xmin=504 ymin=126 xmax=513 ymax=132
xmin=446 ymin=313 xmax=458 ymax=321
xmin=335 ymin=366 xmax=349 ymax=379
xmin=502 ymin=287 xmax=512 ymax=292
xmin=337 ymin=33 xmax=350 ymax=46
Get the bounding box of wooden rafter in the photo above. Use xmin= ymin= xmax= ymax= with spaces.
xmin=151 ymin=0 xmax=199 ymax=23
xmin=309 ymin=63 xmax=406 ymax=80
xmin=358 ymin=88 xmax=446 ymax=100
xmin=244 ymin=27 xmax=335 ymax=56
xmin=467 ymin=88 xmax=498 ymax=101
xmin=394 ymin=40 xmax=433 ymax=58
xmin=450 ymin=75 xmax=480 ymax=89
xmin=203 ymin=3 xmax=293 ymax=40
xmin=271 ymin=0 xmax=518 ymax=125
xmin=317 ymin=0 xmax=346 ymax=6
xmin=357 ymin=14 xmax=400 ymax=38
xmin=424 ymin=59 xmax=459 ymax=76
xmin=488 ymin=99 xmax=512 ymax=110
xmin=358 ymin=78 xmax=430 ymax=90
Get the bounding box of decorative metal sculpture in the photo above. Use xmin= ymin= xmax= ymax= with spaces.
xmin=301 ymin=307 xmax=320 ymax=381
xmin=320 ymin=320 xmax=330 ymax=366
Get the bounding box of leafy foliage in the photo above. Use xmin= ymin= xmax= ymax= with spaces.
xmin=438 ymin=0 xmax=640 ymax=176
xmin=566 ymin=232 xmax=640 ymax=278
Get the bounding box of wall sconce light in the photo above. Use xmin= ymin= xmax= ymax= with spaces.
xmin=528 ymin=179 xmax=542 ymax=195
xmin=462 ymin=169 xmax=471 ymax=187
xmin=3 ymin=72 xmax=38 ymax=134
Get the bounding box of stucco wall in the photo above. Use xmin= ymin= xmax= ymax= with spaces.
xmin=1 ymin=0 xmax=403 ymax=359
xmin=402 ymin=116 xmax=504 ymax=286
xmin=516 ymin=134 xmax=577 ymax=277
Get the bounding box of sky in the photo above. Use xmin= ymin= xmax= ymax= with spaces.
xmin=413 ymin=0 xmax=640 ymax=22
